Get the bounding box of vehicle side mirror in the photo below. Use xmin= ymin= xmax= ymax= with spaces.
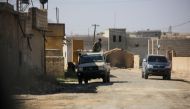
xmin=143 ymin=58 xmax=147 ymax=62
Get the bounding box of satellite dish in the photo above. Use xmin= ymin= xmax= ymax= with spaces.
xmin=39 ymin=0 xmax=48 ymax=5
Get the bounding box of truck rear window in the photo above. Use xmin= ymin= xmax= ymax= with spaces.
xmin=79 ymin=55 xmax=104 ymax=64
xmin=148 ymin=56 xmax=167 ymax=63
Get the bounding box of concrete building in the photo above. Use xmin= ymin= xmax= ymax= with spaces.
xmin=104 ymin=28 xmax=190 ymax=65
xmin=0 ymin=3 xmax=47 ymax=86
xmin=136 ymin=30 xmax=161 ymax=38
xmin=104 ymin=28 xmax=128 ymax=50
xmin=45 ymin=23 xmax=67 ymax=75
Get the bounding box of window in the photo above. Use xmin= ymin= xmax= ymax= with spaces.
xmin=119 ymin=35 xmax=122 ymax=42
xmin=135 ymin=43 xmax=139 ymax=47
xmin=113 ymin=35 xmax=116 ymax=42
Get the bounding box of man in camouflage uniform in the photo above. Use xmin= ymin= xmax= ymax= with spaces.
xmin=93 ymin=38 xmax=102 ymax=52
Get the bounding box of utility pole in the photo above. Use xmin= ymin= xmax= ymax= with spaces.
xmin=114 ymin=12 xmax=117 ymax=28
xmin=92 ymin=24 xmax=99 ymax=44
xmin=16 ymin=0 xmax=19 ymax=11
xmin=56 ymin=7 xmax=59 ymax=23
xmin=168 ymin=25 xmax=172 ymax=34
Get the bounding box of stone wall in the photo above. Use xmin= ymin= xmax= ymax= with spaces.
xmin=45 ymin=23 xmax=66 ymax=74
xmin=134 ymin=55 xmax=140 ymax=69
xmin=172 ymin=57 xmax=190 ymax=81
xmin=0 ymin=3 xmax=45 ymax=86
xmin=157 ymin=39 xmax=190 ymax=57
xmin=126 ymin=37 xmax=149 ymax=63
xmin=105 ymin=49 xmax=135 ymax=68
xmin=126 ymin=37 xmax=190 ymax=65
xmin=46 ymin=56 xmax=64 ymax=77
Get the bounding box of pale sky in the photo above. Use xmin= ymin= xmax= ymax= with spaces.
xmin=5 ymin=0 xmax=190 ymax=35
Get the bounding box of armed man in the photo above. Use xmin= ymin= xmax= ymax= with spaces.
xmin=93 ymin=38 xmax=102 ymax=52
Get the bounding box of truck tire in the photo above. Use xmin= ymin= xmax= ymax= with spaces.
xmin=142 ymin=72 xmax=144 ymax=78
xmin=167 ymin=74 xmax=171 ymax=80
xmin=84 ymin=79 xmax=88 ymax=84
xmin=163 ymin=75 xmax=167 ymax=80
xmin=103 ymin=75 xmax=107 ymax=83
xmin=107 ymin=75 xmax=110 ymax=82
xmin=145 ymin=74 xmax=148 ymax=79
xmin=78 ymin=77 xmax=82 ymax=84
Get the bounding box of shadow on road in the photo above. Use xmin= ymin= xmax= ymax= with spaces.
xmin=14 ymin=80 xmax=128 ymax=95
xmin=110 ymin=74 xmax=117 ymax=78
xmin=51 ymin=80 xmax=128 ymax=94
xmin=148 ymin=78 xmax=190 ymax=84
xmin=169 ymin=79 xmax=190 ymax=84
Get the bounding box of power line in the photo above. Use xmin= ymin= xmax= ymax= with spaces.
xmin=172 ymin=20 xmax=190 ymax=28
xmin=167 ymin=19 xmax=190 ymax=33
xmin=56 ymin=7 xmax=59 ymax=23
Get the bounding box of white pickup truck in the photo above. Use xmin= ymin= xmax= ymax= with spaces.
xmin=76 ymin=52 xmax=110 ymax=84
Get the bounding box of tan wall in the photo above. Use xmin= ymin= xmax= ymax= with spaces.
xmin=0 ymin=4 xmax=45 ymax=86
xmin=127 ymin=37 xmax=149 ymax=62
xmin=72 ymin=40 xmax=84 ymax=64
xmin=125 ymin=52 xmax=134 ymax=68
xmin=46 ymin=24 xmax=65 ymax=37
xmin=172 ymin=57 xmax=190 ymax=78
xmin=134 ymin=55 xmax=140 ymax=69
xmin=46 ymin=57 xmax=64 ymax=76
xmin=45 ymin=23 xmax=65 ymax=50
xmin=106 ymin=49 xmax=134 ymax=68
xmin=45 ymin=23 xmax=67 ymax=72
xmin=45 ymin=23 xmax=65 ymax=53
xmin=46 ymin=49 xmax=62 ymax=56
xmin=45 ymin=37 xmax=63 ymax=50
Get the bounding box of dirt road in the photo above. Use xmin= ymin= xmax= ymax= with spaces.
xmin=16 ymin=69 xmax=190 ymax=109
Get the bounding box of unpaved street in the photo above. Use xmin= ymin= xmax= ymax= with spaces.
xmin=17 ymin=69 xmax=190 ymax=109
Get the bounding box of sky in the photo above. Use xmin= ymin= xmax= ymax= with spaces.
xmin=4 ymin=0 xmax=190 ymax=35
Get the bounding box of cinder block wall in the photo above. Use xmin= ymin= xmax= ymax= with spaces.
xmin=126 ymin=37 xmax=149 ymax=63
xmin=46 ymin=57 xmax=65 ymax=77
xmin=134 ymin=55 xmax=140 ymax=69
xmin=0 ymin=3 xmax=45 ymax=86
xmin=106 ymin=50 xmax=135 ymax=68
xmin=126 ymin=38 xmax=190 ymax=66
xmin=172 ymin=57 xmax=190 ymax=80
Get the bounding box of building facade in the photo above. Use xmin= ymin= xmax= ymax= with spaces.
xmin=104 ymin=28 xmax=128 ymax=50
xmin=0 ymin=3 xmax=47 ymax=85
xmin=136 ymin=30 xmax=161 ymax=38
xmin=45 ymin=23 xmax=67 ymax=75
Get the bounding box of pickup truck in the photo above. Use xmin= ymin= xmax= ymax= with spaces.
xmin=142 ymin=55 xmax=171 ymax=80
xmin=76 ymin=52 xmax=110 ymax=84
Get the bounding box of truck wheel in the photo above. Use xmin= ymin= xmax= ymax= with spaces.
xmin=84 ymin=79 xmax=88 ymax=84
xmin=103 ymin=76 xmax=107 ymax=83
xmin=167 ymin=74 xmax=171 ymax=80
xmin=107 ymin=75 xmax=110 ymax=82
xmin=142 ymin=72 xmax=144 ymax=78
xmin=163 ymin=75 xmax=167 ymax=80
xmin=145 ymin=74 xmax=148 ymax=79
xmin=78 ymin=77 xmax=82 ymax=84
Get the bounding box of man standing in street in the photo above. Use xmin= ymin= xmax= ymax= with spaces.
xmin=93 ymin=38 xmax=102 ymax=52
